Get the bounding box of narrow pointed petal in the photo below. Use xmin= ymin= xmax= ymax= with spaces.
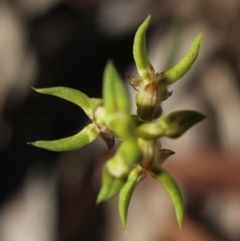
xmin=133 ymin=15 xmax=155 ymax=81
xmin=103 ymin=62 xmax=131 ymax=115
xmin=150 ymin=166 xmax=184 ymax=228
xmin=164 ymin=32 xmax=202 ymax=85
xmin=32 ymin=87 xmax=99 ymax=119
xmin=119 ymin=165 xmax=147 ymax=230
xmin=29 ymin=123 xmax=100 ymax=152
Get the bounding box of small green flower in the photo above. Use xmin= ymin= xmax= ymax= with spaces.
xmin=29 ymin=61 xmax=133 ymax=152
xmin=29 ymin=87 xmax=107 ymax=151
xmin=129 ymin=15 xmax=202 ymax=121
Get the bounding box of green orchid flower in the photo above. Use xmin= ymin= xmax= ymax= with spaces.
xmin=29 ymin=61 xmax=132 ymax=152
xmin=128 ymin=15 xmax=202 ymax=121
xmin=29 ymin=14 xmax=207 ymax=232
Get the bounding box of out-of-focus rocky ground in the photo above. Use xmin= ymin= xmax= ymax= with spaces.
xmin=1 ymin=0 xmax=240 ymax=240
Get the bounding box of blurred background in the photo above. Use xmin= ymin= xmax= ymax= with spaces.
xmin=1 ymin=0 xmax=240 ymax=240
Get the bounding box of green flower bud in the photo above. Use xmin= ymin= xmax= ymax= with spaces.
xmin=136 ymin=81 xmax=162 ymax=122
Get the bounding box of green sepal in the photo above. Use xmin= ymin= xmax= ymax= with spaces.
xmin=158 ymin=110 xmax=207 ymax=138
xmin=133 ymin=15 xmax=155 ymax=81
xmin=32 ymin=87 xmax=102 ymax=119
xmin=163 ymin=32 xmax=202 ymax=85
xmin=119 ymin=165 xmax=147 ymax=230
xmin=96 ymin=163 xmax=127 ymax=204
xmin=29 ymin=123 xmax=100 ymax=152
xmin=103 ymin=62 xmax=131 ymax=115
xmin=103 ymin=62 xmax=133 ymax=138
xmin=150 ymin=166 xmax=183 ymax=228
xmin=136 ymin=110 xmax=206 ymax=139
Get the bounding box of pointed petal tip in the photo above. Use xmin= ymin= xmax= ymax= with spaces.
xmin=146 ymin=14 xmax=151 ymax=22
xmin=96 ymin=196 xmax=102 ymax=205
xmin=31 ymin=87 xmax=45 ymax=93
xmin=194 ymin=31 xmax=203 ymax=45
xmin=31 ymin=87 xmax=41 ymax=92
xmin=133 ymin=14 xmax=155 ymax=80
xmin=197 ymin=113 xmax=208 ymax=122
xmin=106 ymin=59 xmax=114 ymax=67
xmin=177 ymin=217 xmax=183 ymax=229
xmin=96 ymin=190 xmax=108 ymax=204
xmin=198 ymin=31 xmax=203 ymax=38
